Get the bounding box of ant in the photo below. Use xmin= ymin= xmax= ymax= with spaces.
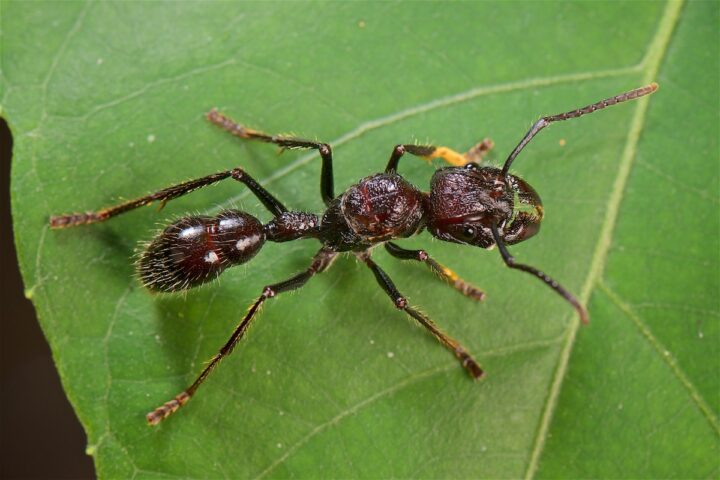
xmin=50 ymin=83 xmax=658 ymax=425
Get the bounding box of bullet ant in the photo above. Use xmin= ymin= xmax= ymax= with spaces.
xmin=50 ymin=83 xmax=658 ymax=425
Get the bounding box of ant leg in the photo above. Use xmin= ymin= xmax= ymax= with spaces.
xmin=207 ymin=110 xmax=335 ymax=206
xmin=146 ymin=248 xmax=337 ymax=426
xmin=463 ymin=138 xmax=495 ymax=164
xmin=501 ymin=83 xmax=658 ymax=176
xmin=490 ymin=224 xmax=589 ymax=325
xmin=385 ymin=139 xmax=494 ymax=173
xmin=358 ymin=252 xmax=484 ymax=379
xmin=384 ymin=242 xmax=485 ymax=301
xmin=50 ymin=168 xmax=286 ymax=228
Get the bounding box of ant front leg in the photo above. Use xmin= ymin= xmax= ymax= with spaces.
xmin=490 ymin=224 xmax=589 ymax=325
xmin=207 ymin=110 xmax=335 ymax=206
xmin=147 ymin=247 xmax=337 ymax=425
xmin=358 ymin=252 xmax=484 ymax=379
xmin=50 ymin=167 xmax=287 ymax=228
xmin=384 ymin=242 xmax=485 ymax=301
xmin=385 ymin=139 xmax=494 ymax=173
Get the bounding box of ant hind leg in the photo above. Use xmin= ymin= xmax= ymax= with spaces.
xmin=207 ymin=109 xmax=335 ymax=206
xmin=50 ymin=167 xmax=288 ymax=228
xmin=146 ymin=247 xmax=337 ymax=426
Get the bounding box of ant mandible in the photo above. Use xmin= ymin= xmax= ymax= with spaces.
xmin=50 ymin=83 xmax=658 ymax=425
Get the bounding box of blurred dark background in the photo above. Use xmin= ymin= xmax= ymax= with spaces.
xmin=1 ymin=118 xmax=95 ymax=478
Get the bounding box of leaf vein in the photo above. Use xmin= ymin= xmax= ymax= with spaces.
xmin=524 ymin=1 xmax=686 ymax=478
xmin=253 ymin=335 xmax=565 ymax=479
xmin=599 ymin=280 xmax=719 ymax=435
xmin=211 ymin=63 xmax=643 ymax=214
xmin=40 ymin=1 xmax=91 ymax=96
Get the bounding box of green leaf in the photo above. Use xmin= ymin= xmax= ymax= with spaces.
xmin=537 ymin=2 xmax=720 ymax=477
xmin=4 ymin=1 xmax=717 ymax=478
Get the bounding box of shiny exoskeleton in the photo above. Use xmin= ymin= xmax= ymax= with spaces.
xmin=50 ymin=83 xmax=658 ymax=425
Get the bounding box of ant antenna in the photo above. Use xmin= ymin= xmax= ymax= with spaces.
xmin=490 ymin=223 xmax=589 ymax=324
xmin=501 ymin=83 xmax=658 ymax=178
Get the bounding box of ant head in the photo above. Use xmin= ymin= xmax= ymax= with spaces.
xmin=427 ymin=164 xmax=543 ymax=248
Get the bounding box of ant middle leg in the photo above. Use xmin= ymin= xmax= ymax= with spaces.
xmin=146 ymin=247 xmax=337 ymax=426
xmin=50 ymin=167 xmax=287 ymax=228
xmin=385 ymin=139 xmax=493 ymax=173
xmin=207 ymin=109 xmax=335 ymax=206
xmin=358 ymin=252 xmax=484 ymax=379
xmin=384 ymin=242 xmax=485 ymax=301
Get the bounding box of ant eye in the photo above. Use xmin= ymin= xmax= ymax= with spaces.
xmin=465 ymin=162 xmax=479 ymax=170
xmin=462 ymin=225 xmax=476 ymax=239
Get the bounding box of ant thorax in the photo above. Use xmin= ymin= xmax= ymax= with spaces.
xmin=319 ymin=173 xmax=426 ymax=251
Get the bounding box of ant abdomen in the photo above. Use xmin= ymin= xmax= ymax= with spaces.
xmin=138 ymin=210 xmax=265 ymax=292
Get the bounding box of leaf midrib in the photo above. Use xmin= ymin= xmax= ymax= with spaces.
xmin=525 ymin=1 xmax=688 ymax=478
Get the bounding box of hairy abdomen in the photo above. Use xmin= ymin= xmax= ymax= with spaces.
xmin=138 ymin=210 xmax=265 ymax=292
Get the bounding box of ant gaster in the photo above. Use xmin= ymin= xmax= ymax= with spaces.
xmin=50 ymin=83 xmax=658 ymax=425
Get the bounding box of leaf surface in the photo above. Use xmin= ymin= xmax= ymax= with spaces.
xmin=4 ymin=1 xmax=717 ymax=478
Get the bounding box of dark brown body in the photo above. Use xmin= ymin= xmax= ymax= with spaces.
xmin=139 ymin=211 xmax=265 ymax=292
xmin=48 ymin=84 xmax=657 ymax=425
xmin=138 ymin=173 xmax=432 ymax=292
xmin=320 ymin=173 xmax=426 ymax=251
xmin=138 ymin=167 xmax=542 ymax=293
